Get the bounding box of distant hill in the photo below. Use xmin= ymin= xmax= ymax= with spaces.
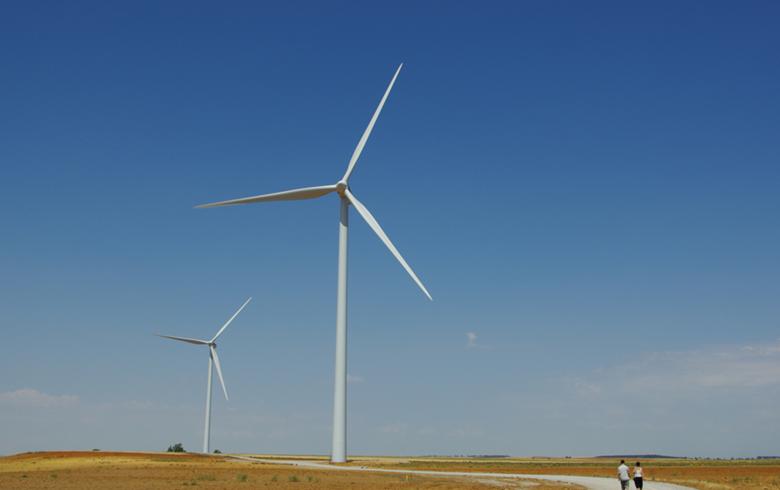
xmin=467 ymin=455 xmax=510 ymax=459
xmin=596 ymin=454 xmax=679 ymax=459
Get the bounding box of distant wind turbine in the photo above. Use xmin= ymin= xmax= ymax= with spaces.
xmin=196 ymin=64 xmax=431 ymax=463
xmin=156 ymin=297 xmax=251 ymax=453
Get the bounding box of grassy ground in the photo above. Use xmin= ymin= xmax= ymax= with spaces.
xmin=3 ymin=452 xmax=778 ymax=489
xmin=0 ymin=452 xmax=578 ymax=489
xmin=349 ymin=456 xmax=780 ymax=490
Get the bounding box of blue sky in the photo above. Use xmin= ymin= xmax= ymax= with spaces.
xmin=1 ymin=1 xmax=779 ymax=457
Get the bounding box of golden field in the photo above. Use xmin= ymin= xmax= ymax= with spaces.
xmin=2 ymin=451 xmax=779 ymax=489
xmin=0 ymin=452 xmax=576 ymax=489
xmin=353 ymin=456 xmax=780 ymax=490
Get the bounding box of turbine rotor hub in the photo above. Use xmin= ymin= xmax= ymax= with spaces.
xmin=336 ymin=181 xmax=348 ymax=194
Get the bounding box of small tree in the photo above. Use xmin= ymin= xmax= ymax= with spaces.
xmin=213 ymin=449 xmax=222 ymax=454
xmin=167 ymin=443 xmax=185 ymax=453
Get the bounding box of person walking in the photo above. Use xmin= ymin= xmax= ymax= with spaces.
xmin=617 ymin=460 xmax=631 ymax=490
xmin=633 ymin=462 xmax=644 ymax=489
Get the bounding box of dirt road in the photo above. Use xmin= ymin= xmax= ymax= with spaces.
xmin=230 ymin=456 xmax=698 ymax=490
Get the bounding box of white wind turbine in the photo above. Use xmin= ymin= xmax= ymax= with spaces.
xmin=156 ymin=297 xmax=252 ymax=454
xmin=196 ymin=64 xmax=431 ymax=463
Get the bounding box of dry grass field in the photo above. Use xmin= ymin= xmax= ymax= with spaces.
xmin=0 ymin=452 xmax=577 ymax=489
xmin=2 ymin=452 xmax=778 ymax=489
xmin=353 ymin=456 xmax=780 ymax=490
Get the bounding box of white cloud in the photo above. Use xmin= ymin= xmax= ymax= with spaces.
xmin=95 ymin=400 xmax=159 ymax=410
xmin=378 ymin=422 xmax=408 ymax=434
xmin=347 ymin=374 xmax=364 ymax=384
xmin=466 ymin=331 xmax=491 ymax=350
xmin=417 ymin=426 xmax=437 ymax=436
xmin=574 ymin=339 xmax=780 ymax=397
xmin=0 ymin=388 xmax=79 ymax=408
xmin=573 ymin=381 xmax=602 ymax=397
xmin=487 ymin=340 xmax=780 ymax=457
xmin=449 ymin=426 xmax=485 ymax=438
xmin=0 ymin=389 xmax=326 ymax=455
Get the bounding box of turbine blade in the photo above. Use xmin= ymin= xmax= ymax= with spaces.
xmin=156 ymin=334 xmax=209 ymax=345
xmin=210 ymin=346 xmax=229 ymax=401
xmin=344 ymin=189 xmax=432 ymax=300
xmin=342 ymin=64 xmax=403 ymax=182
xmin=196 ymin=184 xmax=337 ymax=208
xmin=211 ymin=297 xmax=252 ymax=343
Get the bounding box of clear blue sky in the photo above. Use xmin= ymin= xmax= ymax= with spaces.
xmin=1 ymin=1 xmax=779 ymax=457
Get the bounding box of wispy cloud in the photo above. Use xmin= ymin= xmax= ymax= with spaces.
xmin=0 ymin=388 xmax=325 ymax=455
xmin=347 ymin=374 xmax=364 ymax=384
xmin=466 ymin=331 xmax=490 ymax=350
xmin=0 ymin=388 xmax=79 ymax=408
xmin=571 ymin=339 xmax=780 ymax=397
xmin=448 ymin=426 xmax=485 ymax=438
xmin=492 ymin=339 xmax=780 ymax=457
xmin=378 ymin=422 xmax=408 ymax=434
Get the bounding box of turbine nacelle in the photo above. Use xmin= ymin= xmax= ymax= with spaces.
xmin=155 ymin=297 xmax=252 ymax=402
xmin=196 ymin=64 xmax=431 ymax=301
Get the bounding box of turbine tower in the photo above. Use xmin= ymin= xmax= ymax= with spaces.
xmin=196 ymin=64 xmax=431 ymax=463
xmin=156 ymin=297 xmax=252 ymax=453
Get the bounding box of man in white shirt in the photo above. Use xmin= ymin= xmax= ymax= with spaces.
xmin=617 ymin=460 xmax=630 ymax=490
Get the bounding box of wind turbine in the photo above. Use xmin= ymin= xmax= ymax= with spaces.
xmin=156 ymin=297 xmax=252 ymax=454
xmin=196 ymin=64 xmax=431 ymax=463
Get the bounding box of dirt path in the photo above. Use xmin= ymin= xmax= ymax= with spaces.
xmin=228 ymin=456 xmax=699 ymax=490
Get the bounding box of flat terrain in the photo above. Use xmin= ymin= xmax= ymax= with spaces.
xmin=0 ymin=452 xmax=576 ymax=489
xmin=234 ymin=456 xmax=690 ymax=490
xmin=344 ymin=456 xmax=780 ymax=490
xmin=1 ymin=452 xmax=778 ymax=489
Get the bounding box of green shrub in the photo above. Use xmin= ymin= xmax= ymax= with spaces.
xmin=167 ymin=443 xmax=185 ymax=453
